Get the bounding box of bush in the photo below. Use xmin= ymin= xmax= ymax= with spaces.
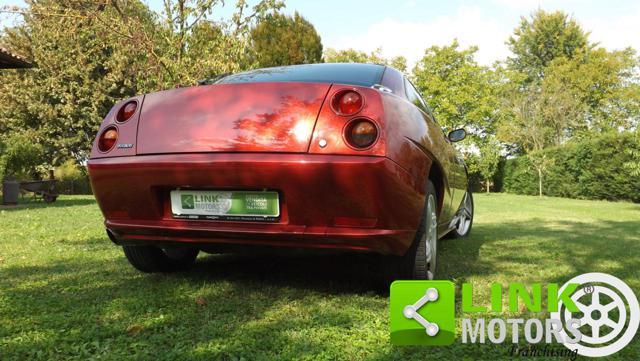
xmin=465 ymin=153 xmax=507 ymax=193
xmin=54 ymin=159 xmax=92 ymax=195
xmin=0 ymin=131 xmax=47 ymax=181
xmin=501 ymin=132 xmax=640 ymax=202
xmin=492 ymin=158 xmax=506 ymax=193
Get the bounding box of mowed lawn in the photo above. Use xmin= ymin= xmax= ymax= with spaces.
xmin=1 ymin=193 xmax=638 ymax=360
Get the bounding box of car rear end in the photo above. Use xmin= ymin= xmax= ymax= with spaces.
xmin=88 ymin=64 xmax=428 ymax=256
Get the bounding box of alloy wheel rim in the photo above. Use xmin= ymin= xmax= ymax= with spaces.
xmin=425 ymin=194 xmax=437 ymax=279
xmin=456 ymin=192 xmax=472 ymax=235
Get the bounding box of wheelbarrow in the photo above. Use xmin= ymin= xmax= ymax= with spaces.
xmin=20 ymin=179 xmax=59 ymax=203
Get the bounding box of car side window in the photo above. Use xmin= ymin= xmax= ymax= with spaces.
xmin=404 ymin=78 xmax=450 ymax=139
xmin=404 ymin=78 xmax=430 ymax=113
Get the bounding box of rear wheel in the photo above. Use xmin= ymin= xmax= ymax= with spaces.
xmin=385 ymin=180 xmax=439 ymax=281
xmin=122 ymin=245 xmax=199 ymax=273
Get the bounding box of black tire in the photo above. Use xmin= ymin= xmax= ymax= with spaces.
xmin=122 ymin=245 xmax=199 ymax=273
xmin=448 ymin=188 xmax=474 ymax=239
xmin=385 ymin=180 xmax=439 ymax=281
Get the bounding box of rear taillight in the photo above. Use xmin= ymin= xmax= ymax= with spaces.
xmin=331 ymin=90 xmax=363 ymax=116
xmin=116 ymin=101 xmax=137 ymax=123
xmin=345 ymin=119 xmax=378 ymax=149
xmin=98 ymin=126 xmax=118 ymax=152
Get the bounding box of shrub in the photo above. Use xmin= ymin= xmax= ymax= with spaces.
xmin=0 ymin=131 xmax=47 ymax=181
xmin=465 ymin=152 xmax=507 ymax=193
xmin=54 ymin=159 xmax=92 ymax=195
xmin=501 ymin=132 xmax=640 ymax=202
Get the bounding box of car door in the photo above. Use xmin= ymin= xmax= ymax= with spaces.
xmin=404 ymin=78 xmax=457 ymax=223
xmin=426 ymin=110 xmax=463 ymax=223
xmin=445 ymin=132 xmax=467 ymax=215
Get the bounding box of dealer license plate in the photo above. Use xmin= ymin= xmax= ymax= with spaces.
xmin=170 ymin=190 xmax=279 ymax=221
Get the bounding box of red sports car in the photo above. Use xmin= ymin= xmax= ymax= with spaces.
xmin=88 ymin=63 xmax=473 ymax=280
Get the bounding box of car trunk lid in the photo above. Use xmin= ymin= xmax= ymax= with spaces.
xmin=137 ymin=82 xmax=331 ymax=154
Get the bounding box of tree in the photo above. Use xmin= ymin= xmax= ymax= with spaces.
xmin=324 ymin=47 xmax=407 ymax=72
xmin=389 ymin=55 xmax=408 ymax=73
xmin=497 ymin=69 xmax=584 ymax=196
xmin=0 ymin=0 xmax=283 ymax=167
xmin=505 ymin=10 xmax=639 ymax=135
xmin=250 ymin=11 xmax=322 ymax=67
xmin=543 ymin=48 xmax=640 ymax=133
xmin=507 ymin=9 xmax=590 ymax=82
xmin=412 ymin=40 xmax=500 ymax=141
xmin=0 ymin=0 xmax=157 ymax=165
xmin=476 ymin=141 xmax=502 ymax=193
xmin=500 ymin=10 xmax=640 ymax=196
xmin=412 ymin=40 xmax=504 ymax=191
xmin=0 ymin=130 xmax=46 ymax=180
xmin=138 ymin=0 xmax=284 ymax=86
xmin=626 ymin=131 xmax=640 ymax=176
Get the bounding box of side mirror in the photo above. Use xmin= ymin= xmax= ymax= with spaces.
xmin=448 ymin=128 xmax=466 ymax=142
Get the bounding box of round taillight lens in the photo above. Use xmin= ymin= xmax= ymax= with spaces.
xmin=98 ymin=127 xmax=118 ymax=152
xmin=332 ymin=90 xmax=363 ymax=116
xmin=117 ymin=101 xmax=137 ymax=122
xmin=345 ymin=119 xmax=378 ymax=149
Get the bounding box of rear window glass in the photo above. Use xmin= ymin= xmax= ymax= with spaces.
xmin=217 ymin=63 xmax=386 ymax=87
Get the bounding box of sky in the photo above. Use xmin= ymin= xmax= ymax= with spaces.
xmin=1 ymin=0 xmax=640 ymax=67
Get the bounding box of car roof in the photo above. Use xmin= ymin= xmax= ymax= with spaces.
xmin=216 ymin=63 xmax=388 ymax=87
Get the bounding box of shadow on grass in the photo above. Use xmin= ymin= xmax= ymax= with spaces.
xmin=181 ymin=217 xmax=636 ymax=293
xmin=186 ymin=252 xmax=389 ymax=294
xmin=439 ymin=218 xmax=640 ymax=284
xmin=1 ymin=249 xmax=388 ymax=359
xmin=2 ymin=218 xmax=639 ymax=360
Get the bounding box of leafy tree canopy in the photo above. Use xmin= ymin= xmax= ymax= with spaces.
xmin=0 ymin=0 xmax=282 ymax=167
xmin=500 ymin=9 xmax=640 ymax=149
xmin=324 ymin=47 xmax=407 ymax=73
xmin=412 ymin=40 xmax=500 ymax=143
xmin=507 ymin=9 xmax=591 ymax=82
xmin=250 ymin=11 xmax=322 ymax=67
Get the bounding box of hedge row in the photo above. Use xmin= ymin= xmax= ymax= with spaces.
xmin=501 ymin=132 xmax=640 ymax=202
xmin=53 ymin=160 xmax=93 ymax=195
xmin=55 ymin=177 xmax=92 ymax=195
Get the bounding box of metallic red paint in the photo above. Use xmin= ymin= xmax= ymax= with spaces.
xmin=136 ymin=83 xmax=330 ymax=155
xmin=89 ymin=153 xmax=423 ymax=255
xmin=378 ymin=91 xmax=467 ymax=221
xmin=91 ymin=95 xmax=143 ymax=159
xmin=88 ymin=77 xmax=468 ymax=256
xmin=309 ymin=86 xmax=386 ymax=157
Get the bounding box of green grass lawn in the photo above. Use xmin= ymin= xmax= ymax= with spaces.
xmin=1 ymin=194 xmax=638 ymax=360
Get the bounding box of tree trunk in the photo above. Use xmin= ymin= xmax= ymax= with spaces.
xmin=486 ymin=179 xmax=490 ymax=194
xmin=537 ymin=168 xmax=543 ymax=197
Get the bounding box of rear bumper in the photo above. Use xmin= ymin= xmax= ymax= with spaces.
xmin=88 ymin=153 xmax=425 ymax=255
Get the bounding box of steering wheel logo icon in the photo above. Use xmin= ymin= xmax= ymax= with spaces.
xmin=550 ymin=273 xmax=639 ymax=357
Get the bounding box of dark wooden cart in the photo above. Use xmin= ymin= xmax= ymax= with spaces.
xmin=20 ymin=180 xmax=58 ymax=203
